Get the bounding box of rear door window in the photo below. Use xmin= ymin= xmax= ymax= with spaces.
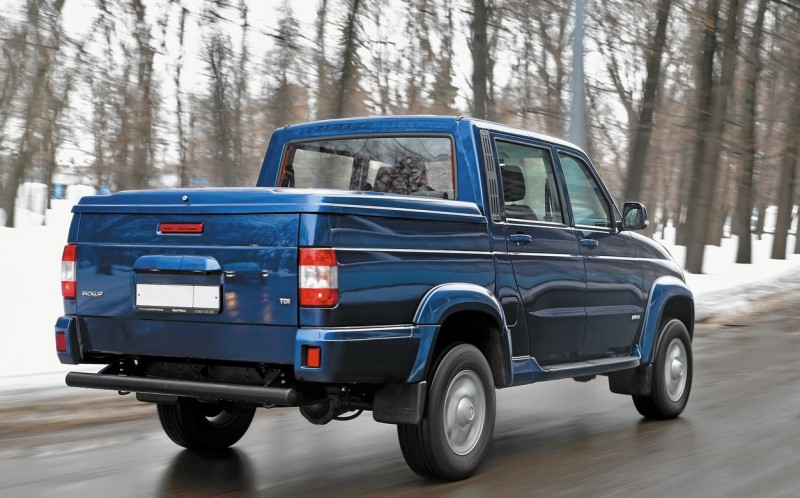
xmin=496 ymin=140 xmax=563 ymax=224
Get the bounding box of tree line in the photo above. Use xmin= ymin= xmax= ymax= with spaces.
xmin=1 ymin=0 xmax=799 ymax=274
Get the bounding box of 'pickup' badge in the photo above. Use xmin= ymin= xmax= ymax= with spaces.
xmin=82 ymin=291 xmax=104 ymax=298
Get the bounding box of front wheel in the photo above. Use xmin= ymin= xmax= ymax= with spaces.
xmin=633 ymin=319 xmax=693 ymax=419
xmin=157 ymin=398 xmax=256 ymax=451
xmin=397 ymin=344 xmax=496 ymax=481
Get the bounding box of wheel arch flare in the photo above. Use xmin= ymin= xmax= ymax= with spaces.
xmin=639 ymin=276 xmax=694 ymax=365
xmin=407 ymin=283 xmax=512 ymax=387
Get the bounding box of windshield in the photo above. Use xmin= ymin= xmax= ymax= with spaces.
xmin=279 ymin=136 xmax=455 ymax=199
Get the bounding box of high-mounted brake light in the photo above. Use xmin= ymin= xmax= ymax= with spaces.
xmin=61 ymin=244 xmax=77 ymax=299
xmin=299 ymin=248 xmax=338 ymax=307
xmin=159 ymin=223 xmax=204 ymax=234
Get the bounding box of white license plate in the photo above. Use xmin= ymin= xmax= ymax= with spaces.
xmin=136 ymin=284 xmax=220 ymax=314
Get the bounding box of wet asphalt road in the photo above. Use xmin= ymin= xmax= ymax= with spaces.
xmin=1 ymin=310 xmax=798 ymax=497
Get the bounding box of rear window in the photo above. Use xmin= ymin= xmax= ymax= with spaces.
xmin=280 ymin=136 xmax=455 ymax=199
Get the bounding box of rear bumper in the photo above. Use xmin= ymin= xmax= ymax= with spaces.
xmin=56 ymin=316 xmax=422 ymax=385
xmin=295 ymin=326 xmax=420 ymax=383
xmin=66 ymin=367 xmax=299 ymax=405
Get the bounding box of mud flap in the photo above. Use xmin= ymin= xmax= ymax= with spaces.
xmin=608 ymin=365 xmax=652 ymax=396
xmin=372 ymin=381 xmax=427 ymax=425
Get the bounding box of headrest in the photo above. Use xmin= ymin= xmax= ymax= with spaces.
xmin=373 ymin=166 xmax=394 ymax=192
xmin=500 ymin=165 xmax=525 ymax=202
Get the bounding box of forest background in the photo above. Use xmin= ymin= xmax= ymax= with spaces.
xmin=1 ymin=0 xmax=799 ymax=274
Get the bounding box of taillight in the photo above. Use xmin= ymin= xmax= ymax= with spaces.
xmin=299 ymin=248 xmax=338 ymax=307
xmin=61 ymin=244 xmax=77 ymax=299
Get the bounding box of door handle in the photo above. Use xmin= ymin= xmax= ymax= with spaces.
xmin=509 ymin=233 xmax=533 ymax=245
xmin=580 ymin=238 xmax=599 ymax=249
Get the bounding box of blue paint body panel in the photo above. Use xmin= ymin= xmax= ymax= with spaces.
xmin=56 ymin=116 xmax=693 ymax=397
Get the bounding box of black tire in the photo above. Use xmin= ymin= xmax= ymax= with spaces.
xmin=157 ymin=398 xmax=256 ymax=451
xmin=633 ymin=319 xmax=693 ymax=419
xmin=397 ymin=344 xmax=496 ymax=481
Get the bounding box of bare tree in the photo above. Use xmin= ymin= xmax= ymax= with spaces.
xmin=770 ymin=6 xmax=800 ymax=259
xmin=428 ymin=1 xmax=459 ymax=114
xmin=735 ymin=0 xmax=769 ymax=263
xmin=470 ymin=0 xmax=489 ymax=119
xmin=683 ymin=0 xmax=741 ymax=274
xmin=314 ymin=0 xmax=332 ymax=119
xmin=503 ymin=0 xmax=571 ymax=136
xmin=263 ymin=2 xmax=310 ymax=129
xmin=618 ymin=0 xmax=674 ymax=205
xmin=0 ymin=0 xmax=66 ymax=227
xmin=174 ymin=3 xmax=189 ymax=187
xmin=128 ymin=0 xmax=157 ymax=190
xmin=204 ymin=31 xmax=239 ymax=186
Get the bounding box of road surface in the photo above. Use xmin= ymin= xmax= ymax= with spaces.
xmin=1 ymin=309 xmax=798 ymax=497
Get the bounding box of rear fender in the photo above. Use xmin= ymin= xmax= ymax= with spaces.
xmin=639 ymin=276 xmax=694 ymax=364
xmin=406 ymin=283 xmax=511 ymax=384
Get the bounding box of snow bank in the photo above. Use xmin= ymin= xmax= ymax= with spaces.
xmin=656 ymin=224 xmax=800 ymax=320
xmin=0 ymin=201 xmax=101 ymax=390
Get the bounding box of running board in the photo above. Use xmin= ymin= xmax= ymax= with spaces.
xmin=510 ymin=354 xmax=641 ymax=386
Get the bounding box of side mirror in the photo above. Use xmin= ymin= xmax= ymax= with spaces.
xmin=622 ymin=202 xmax=648 ymax=231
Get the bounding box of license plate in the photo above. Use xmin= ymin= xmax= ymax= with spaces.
xmin=136 ymin=284 xmax=220 ymax=314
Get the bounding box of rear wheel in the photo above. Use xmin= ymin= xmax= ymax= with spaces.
xmin=157 ymin=398 xmax=256 ymax=450
xmin=397 ymin=344 xmax=496 ymax=481
xmin=633 ymin=319 xmax=693 ymax=419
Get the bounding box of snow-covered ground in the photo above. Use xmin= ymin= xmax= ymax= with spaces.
xmin=2 ymin=200 xmax=799 ymax=392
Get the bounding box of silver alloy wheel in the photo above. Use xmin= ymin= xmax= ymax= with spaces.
xmin=443 ymin=369 xmax=486 ymax=456
xmin=664 ymin=337 xmax=688 ymax=402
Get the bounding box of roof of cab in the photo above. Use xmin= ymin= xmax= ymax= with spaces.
xmin=273 ymin=115 xmax=583 ymax=154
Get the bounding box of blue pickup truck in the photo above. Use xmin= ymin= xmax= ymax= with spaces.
xmin=56 ymin=116 xmax=693 ymax=481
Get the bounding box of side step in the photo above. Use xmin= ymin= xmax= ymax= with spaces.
xmin=511 ymin=354 xmax=641 ymax=385
xmin=66 ymin=371 xmax=299 ymax=406
xmin=543 ymin=356 xmax=641 ymax=376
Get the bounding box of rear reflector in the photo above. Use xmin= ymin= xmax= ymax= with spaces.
xmin=55 ymin=331 xmax=67 ymax=353
xmin=304 ymin=346 xmax=321 ymax=368
xmin=61 ymin=244 xmax=77 ymax=299
xmin=159 ymin=223 xmax=204 ymax=234
xmin=299 ymin=248 xmax=338 ymax=307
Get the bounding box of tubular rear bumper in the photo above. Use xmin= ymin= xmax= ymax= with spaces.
xmin=66 ymin=366 xmax=299 ymax=406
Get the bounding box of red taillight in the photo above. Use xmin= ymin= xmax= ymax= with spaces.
xmin=61 ymin=244 xmax=77 ymax=299
xmin=55 ymin=331 xmax=67 ymax=352
xmin=299 ymin=248 xmax=338 ymax=307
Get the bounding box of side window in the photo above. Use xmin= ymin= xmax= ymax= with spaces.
xmin=495 ymin=140 xmax=563 ymax=224
xmin=558 ymin=153 xmax=612 ymax=228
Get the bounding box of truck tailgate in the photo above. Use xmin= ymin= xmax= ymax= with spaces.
xmin=73 ymin=212 xmax=299 ymax=326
